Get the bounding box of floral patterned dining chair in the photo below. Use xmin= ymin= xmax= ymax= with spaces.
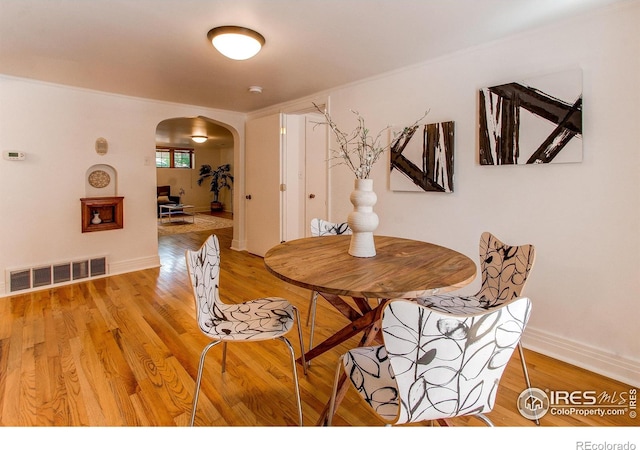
xmin=185 ymin=234 xmax=307 ymax=426
xmin=328 ymin=296 xmax=532 ymax=426
xmin=306 ymin=219 xmax=352 ymax=353
xmin=414 ymin=231 xmax=537 ymax=421
xmin=310 ymin=218 xmax=352 ymax=237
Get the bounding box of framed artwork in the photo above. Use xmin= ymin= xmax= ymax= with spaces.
xmin=479 ymin=68 xmax=583 ymax=165
xmin=390 ymin=121 xmax=454 ymax=192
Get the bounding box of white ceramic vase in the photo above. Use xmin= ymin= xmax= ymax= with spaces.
xmin=91 ymin=211 xmax=102 ymax=225
xmin=347 ymin=178 xmax=379 ymax=257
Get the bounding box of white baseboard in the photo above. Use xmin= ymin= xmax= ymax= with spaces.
xmin=231 ymin=238 xmax=245 ymax=252
xmin=109 ymin=255 xmax=160 ymax=275
xmin=521 ymin=326 xmax=640 ymax=388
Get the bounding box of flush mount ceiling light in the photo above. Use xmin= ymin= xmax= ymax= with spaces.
xmin=207 ymin=26 xmax=265 ymax=60
xmin=191 ymin=135 xmax=208 ymax=143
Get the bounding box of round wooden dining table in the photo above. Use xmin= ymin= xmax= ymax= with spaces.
xmin=264 ymin=234 xmax=476 ymax=362
xmin=265 ymin=234 xmax=476 ymax=298
xmin=264 ymin=234 xmax=476 ymax=424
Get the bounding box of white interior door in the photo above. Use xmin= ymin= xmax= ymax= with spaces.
xmin=245 ymin=113 xmax=283 ymax=256
xmin=304 ymin=114 xmax=328 ymax=236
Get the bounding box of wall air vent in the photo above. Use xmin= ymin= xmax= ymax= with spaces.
xmin=53 ymin=263 xmax=71 ymax=284
xmin=6 ymin=256 xmax=108 ymax=294
xmin=32 ymin=266 xmax=52 ymax=288
xmin=90 ymin=257 xmax=107 ymax=276
xmin=9 ymin=269 xmax=31 ymax=292
xmin=73 ymin=260 xmax=89 ymax=280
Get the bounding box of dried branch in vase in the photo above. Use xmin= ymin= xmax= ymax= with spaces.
xmin=313 ymin=102 xmax=428 ymax=179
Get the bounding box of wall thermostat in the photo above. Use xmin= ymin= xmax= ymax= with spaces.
xmin=3 ymin=151 xmax=26 ymax=161
xmin=95 ymin=137 xmax=108 ymax=155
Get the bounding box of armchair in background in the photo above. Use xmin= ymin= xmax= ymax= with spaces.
xmin=157 ymin=185 xmax=181 ymax=217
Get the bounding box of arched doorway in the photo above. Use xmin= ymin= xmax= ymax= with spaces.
xmin=156 ymin=116 xmax=236 ymax=255
xmin=155 ymin=116 xmax=235 ymax=215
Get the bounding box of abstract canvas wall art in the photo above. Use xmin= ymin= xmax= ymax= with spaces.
xmin=390 ymin=121 xmax=454 ymax=192
xmin=478 ymin=69 xmax=582 ymax=165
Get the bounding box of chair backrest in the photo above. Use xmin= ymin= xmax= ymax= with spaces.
xmin=310 ymin=218 xmax=352 ymax=237
xmin=157 ymin=185 xmax=171 ymax=196
xmin=382 ymin=296 xmax=531 ymax=424
xmin=185 ymin=234 xmax=224 ymax=333
xmin=475 ymin=231 xmax=535 ymax=307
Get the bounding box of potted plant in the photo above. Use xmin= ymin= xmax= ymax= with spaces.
xmin=197 ymin=163 xmax=234 ymax=212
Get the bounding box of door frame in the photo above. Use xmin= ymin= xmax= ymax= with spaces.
xmin=282 ymin=98 xmax=330 ymax=238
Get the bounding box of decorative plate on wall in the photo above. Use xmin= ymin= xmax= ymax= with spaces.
xmin=88 ymin=169 xmax=111 ymax=189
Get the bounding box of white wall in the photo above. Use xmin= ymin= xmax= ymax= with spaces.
xmin=318 ymin=3 xmax=639 ymax=385
xmin=0 ymin=77 xmax=244 ymax=293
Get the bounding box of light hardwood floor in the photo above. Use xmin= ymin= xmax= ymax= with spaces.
xmin=0 ymin=223 xmax=637 ymax=427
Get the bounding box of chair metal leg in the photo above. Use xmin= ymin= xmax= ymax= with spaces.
xmin=278 ymin=336 xmax=304 ymax=426
xmin=476 ymin=413 xmax=495 ymax=427
xmin=292 ymin=306 xmax=307 ymax=375
xmin=327 ymin=357 xmax=344 ymax=426
xmin=518 ymin=342 xmax=540 ymax=425
xmin=306 ymin=290 xmax=318 ymax=326
xmin=307 ymin=291 xmax=319 ymax=363
xmin=190 ymin=340 xmax=222 ymax=426
xmin=221 ymin=342 xmax=228 ymax=373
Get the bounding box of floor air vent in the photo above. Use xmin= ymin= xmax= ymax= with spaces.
xmin=7 ymin=256 xmax=108 ymax=293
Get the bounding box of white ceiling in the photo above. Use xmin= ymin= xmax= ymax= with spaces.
xmin=156 ymin=116 xmax=233 ymax=148
xmin=0 ymin=0 xmax=628 ymax=114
